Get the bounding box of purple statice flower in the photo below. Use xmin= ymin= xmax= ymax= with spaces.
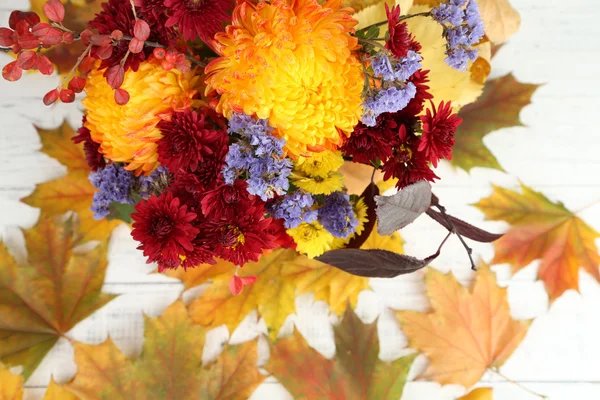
xmin=432 ymin=0 xmax=484 ymax=71
xmin=89 ymin=163 xmax=135 ymax=220
xmin=318 ymin=192 xmax=359 ymax=239
xmin=223 ymin=113 xmax=292 ymax=200
xmin=137 ymin=165 xmax=169 ymax=198
xmin=371 ymin=52 xmax=397 ymax=82
xmin=361 ymin=83 xmax=417 ymax=126
xmin=395 ymin=51 xmax=423 ymax=81
xmin=432 ymin=3 xmax=464 ymax=25
xmin=267 ymin=190 xmax=318 ymax=229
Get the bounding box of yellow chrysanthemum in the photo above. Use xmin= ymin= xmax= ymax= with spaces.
xmin=205 ymin=0 xmax=364 ymax=158
xmin=288 ymin=221 xmax=335 ymax=258
xmin=83 ymin=61 xmax=201 ymax=174
xmin=295 ymin=150 xmax=345 ymax=178
xmin=291 ymin=171 xmax=345 ymax=195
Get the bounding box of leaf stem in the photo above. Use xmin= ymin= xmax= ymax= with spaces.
xmin=489 ymin=367 xmax=548 ymax=399
xmin=356 ymin=12 xmax=432 ymax=34
xmin=574 ymin=198 xmax=600 ymax=214
xmin=431 ymin=196 xmax=477 ymax=271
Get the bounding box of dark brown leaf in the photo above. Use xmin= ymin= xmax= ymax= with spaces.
xmin=347 ymin=182 xmax=379 ymax=249
xmin=426 ymin=208 xmax=503 ymax=243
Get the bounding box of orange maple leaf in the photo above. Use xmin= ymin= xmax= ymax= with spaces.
xmin=21 ymin=122 xmax=120 ymax=243
xmin=267 ymin=307 xmax=416 ymax=400
xmin=0 ymin=217 xmax=115 ymax=379
xmin=474 ymin=184 xmax=600 ymax=300
xmin=396 ymin=265 xmax=531 ymax=388
xmin=65 ymin=301 xmax=264 ymax=400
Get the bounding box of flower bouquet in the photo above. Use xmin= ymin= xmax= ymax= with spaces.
xmin=0 ymin=0 xmax=501 ymax=294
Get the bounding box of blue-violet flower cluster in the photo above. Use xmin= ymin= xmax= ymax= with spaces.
xmin=432 ymin=0 xmax=484 ymax=71
xmin=318 ymin=192 xmax=359 ymax=239
xmin=223 ymin=113 xmax=292 ymax=201
xmin=89 ymin=163 xmax=135 ymax=220
xmin=267 ymin=190 xmax=318 ymax=229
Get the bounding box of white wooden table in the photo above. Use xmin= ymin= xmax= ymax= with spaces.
xmin=1 ymin=0 xmax=599 ymax=398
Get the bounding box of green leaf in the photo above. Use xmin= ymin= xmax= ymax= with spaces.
xmin=107 ymin=202 xmax=136 ymax=223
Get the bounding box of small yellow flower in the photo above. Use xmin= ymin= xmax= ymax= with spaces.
xmin=291 ymin=171 xmax=345 ymax=195
xmin=287 ymin=221 xmax=335 ymax=258
xmin=295 ymin=150 xmax=345 ymax=179
xmin=83 ymin=60 xmax=201 ymax=175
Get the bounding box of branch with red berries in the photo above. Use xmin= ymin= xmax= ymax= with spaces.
xmin=0 ymin=0 xmax=204 ymax=106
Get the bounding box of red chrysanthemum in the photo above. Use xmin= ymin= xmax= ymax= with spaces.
xmin=382 ymin=125 xmax=439 ymax=189
xmin=157 ymin=108 xmax=228 ymax=173
xmin=385 ymin=4 xmax=422 ymax=59
xmin=89 ymin=0 xmax=173 ymax=73
xmin=342 ymin=115 xmax=398 ymax=164
xmin=131 ymin=192 xmax=201 ymax=271
xmin=201 ymin=180 xmax=252 ymax=220
xmin=201 ymin=199 xmax=276 ymax=266
xmin=71 ymin=117 xmax=106 ymax=171
xmin=164 ymin=0 xmax=233 ymax=47
xmin=266 ymin=217 xmax=296 ymax=249
xmin=418 ymin=100 xmax=462 ymax=167
xmin=139 ymin=0 xmax=177 ymax=42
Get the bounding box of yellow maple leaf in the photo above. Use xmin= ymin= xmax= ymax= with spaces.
xmin=474 ymin=184 xmax=600 ymax=300
xmin=396 ymin=265 xmax=531 ymax=388
xmin=458 ymin=387 xmax=493 ymax=400
xmin=187 ymin=227 xmax=402 ymax=339
xmin=0 ymin=217 xmax=115 ymax=379
xmin=66 ymin=301 xmax=264 ymax=400
xmin=0 ymin=365 xmax=23 ymax=400
xmin=44 ymin=379 xmax=79 ymax=400
xmin=21 ymin=122 xmax=120 ymax=243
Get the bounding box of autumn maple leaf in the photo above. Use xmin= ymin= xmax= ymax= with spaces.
xmin=176 ymin=228 xmax=402 ymax=339
xmin=267 ymin=307 xmax=416 ymax=400
xmin=22 ymin=122 xmax=120 ymax=243
xmin=0 ymin=216 xmax=115 ymax=379
xmin=452 ymin=74 xmax=542 ymax=172
xmin=0 ymin=366 xmax=76 ymax=400
xmin=396 ymin=265 xmax=531 ymax=388
xmin=474 ymin=183 xmax=600 ymax=300
xmin=64 ymin=301 xmax=264 ymax=400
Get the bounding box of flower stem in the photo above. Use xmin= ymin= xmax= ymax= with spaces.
xmin=356 ymin=12 xmax=432 ymax=34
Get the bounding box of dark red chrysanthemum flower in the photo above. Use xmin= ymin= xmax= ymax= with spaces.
xmin=342 ymin=116 xmax=398 ymax=164
xmin=266 ymin=217 xmax=296 ymax=249
xmin=382 ymin=125 xmax=439 ymax=189
xmin=202 ymin=199 xmax=276 ymax=266
xmin=72 ymin=117 xmax=106 ymax=171
xmin=157 ymin=108 xmax=228 ymax=173
xmin=89 ymin=0 xmax=173 ymax=73
xmin=201 ymin=180 xmax=252 ymax=220
xmin=131 ymin=192 xmax=200 ymax=271
xmin=385 ymin=4 xmax=422 ymax=59
xmin=139 ymin=0 xmax=177 ymax=42
xmin=164 ymin=0 xmax=233 ymax=47
xmin=418 ymin=100 xmax=462 ymax=167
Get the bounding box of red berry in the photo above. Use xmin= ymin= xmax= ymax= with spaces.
xmin=43 ymin=89 xmax=59 ymax=105
xmin=80 ymin=29 xmax=93 ymax=46
xmin=133 ymin=19 xmax=150 ymax=41
xmin=165 ymin=48 xmax=178 ymax=63
xmin=153 ymin=47 xmax=166 ymax=59
xmin=2 ymin=61 xmax=22 ymax=82
xmin=37 ymin=55 xmax=54 ymax=75
xmin=59 ymin=88 xmax=75 ymax=103
xmin=78 ymin=56 xmax=95 ymax=74
xmin=114 ymin=88 xmax=130 ymax=105
xmin=17 ymin=51 xmax=38 ymax=70
xmin=68 ymin=76 xmax=86 ymax=93
xmin=161 ymin=60 xmax=174 ymax=71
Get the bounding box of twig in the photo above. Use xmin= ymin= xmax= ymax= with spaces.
xmin=490 ymin=367 xmax=548 ymax=399
xmin=356 ymin=12 xmax=432 ymax=34
xmin=121 ymin=36 xmax=206 ymax=68
xmin=431 ymin=196 xmax=477 ymax=271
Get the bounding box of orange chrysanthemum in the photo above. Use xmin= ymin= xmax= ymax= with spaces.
xmin=205 ymin=0 xmax=364 ymax=158
xmin=83 ymin=60 xmax=201 ymax=175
